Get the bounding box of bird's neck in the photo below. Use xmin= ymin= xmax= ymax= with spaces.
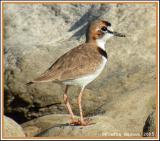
xmin=96 ymin=39 xmax=106 ymax=50
xmin=86 ymin=39 xmax=106 ymax=51
xmin=86 ymin=37 xmax=106 ymax=51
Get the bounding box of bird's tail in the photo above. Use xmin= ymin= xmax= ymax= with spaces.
xmin=26 ymin=81 xmax=34 ymax=86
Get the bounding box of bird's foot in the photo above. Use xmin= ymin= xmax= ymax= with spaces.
xmin=70 ymin=119 xmax=81 ymax=126
xmin=70 ymin=118 xmax=95 ymax=126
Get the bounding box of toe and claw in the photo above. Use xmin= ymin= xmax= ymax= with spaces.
xmin=70 ymin=118 xmax=95 ymax=126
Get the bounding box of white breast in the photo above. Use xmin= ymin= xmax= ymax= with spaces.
xmin=63 ymin=56 xmax=107 ymax=87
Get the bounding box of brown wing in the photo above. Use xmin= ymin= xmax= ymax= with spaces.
xmin=33 ymin=43 xmax=102 ymax=82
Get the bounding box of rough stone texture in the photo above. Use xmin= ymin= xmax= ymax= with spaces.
xmin=22 ymin=114 xmax=119 ymax=137
xmin=4 ymin=3 xmax=157 ymax=136
xmin=22 ymin=81 xmax=155 ymax=137
xmin=4 ymin=116 xmax=25 ymax=137
xmin=143 ymin=111 xmax=156 ymax=137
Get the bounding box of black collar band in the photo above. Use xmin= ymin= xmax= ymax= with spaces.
xmin=97 ymin=47 xmax=108 ymax=59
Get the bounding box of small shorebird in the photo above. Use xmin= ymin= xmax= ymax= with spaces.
xmin=27 ymin=19 xmax=125 ymax=126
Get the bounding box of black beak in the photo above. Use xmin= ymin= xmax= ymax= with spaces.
xmin=107 ymin=29 xmax=126 ymax=37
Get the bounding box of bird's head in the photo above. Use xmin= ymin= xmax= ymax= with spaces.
xmin=86 ymin=19 xmax=125 ymax=49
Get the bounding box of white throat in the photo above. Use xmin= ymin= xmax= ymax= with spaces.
xmin=96 ymin=27 xmax=114 ymax=50
xmin=96 ymin=39 xmax=106 ymax=50
xmin=96 ymin=33 xmax=113 ymax=50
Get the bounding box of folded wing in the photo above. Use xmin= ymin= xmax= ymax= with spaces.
xmin=33 ymin=44 xmax=102 ymax=83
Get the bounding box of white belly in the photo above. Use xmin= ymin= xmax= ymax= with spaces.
xmin=63 ymin=57 xmax=107 ymax=87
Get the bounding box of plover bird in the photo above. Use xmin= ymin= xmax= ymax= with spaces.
xmin=27 ymin=19 xmax=125 ymax=126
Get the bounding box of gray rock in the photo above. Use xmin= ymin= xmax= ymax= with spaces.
xmin=22 ymin=114 xmax=119 ymax=137
xmin=4 ymin=116 xmax=25 ymax=137
xmin=22 ymin=81 xmax=155 ymax=137
xmin=4 ymin=3 xmax=156 ymax=129
xmin=37 ymin=116 xmax=119 ymax=137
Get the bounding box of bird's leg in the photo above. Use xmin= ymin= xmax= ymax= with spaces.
xmin=63 ymin=85 xmax=75 ymax=122
xmin=77 ymin=87 xmax=94 ymax=126
xmin=77 ymin=87 xmax=85 ymax=125
xmin=77 ymin=86 xmax=91 ymax=126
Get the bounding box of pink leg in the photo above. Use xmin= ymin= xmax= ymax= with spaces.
xmin=77 ymin=87 xmax=94 ymax=126
xmin=63 ymin=85 xmax=75 ymax=121
xmin=78 ymin=87 xmax=86 ymax=125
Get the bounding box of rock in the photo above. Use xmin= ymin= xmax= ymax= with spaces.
xmin=21 ymin=114 xmax=69 ymax=137
xmin=22 ymin=82 xmax=156 ymax=137
xmin=22 ymin=114 xmax=119 ymax=137
xmin=143 ymin=111 xmax=156 ymax=137
xmin=4 ymin=116 xmax=25 ymax=137
xmin=38 ymin=116 xmax=119 ymax=137
xmin=4 ymin=3 xmax=156 ymax=127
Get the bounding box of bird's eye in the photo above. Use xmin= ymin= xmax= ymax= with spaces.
xmin=101 ymin=26 xmax=107 ymax=31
